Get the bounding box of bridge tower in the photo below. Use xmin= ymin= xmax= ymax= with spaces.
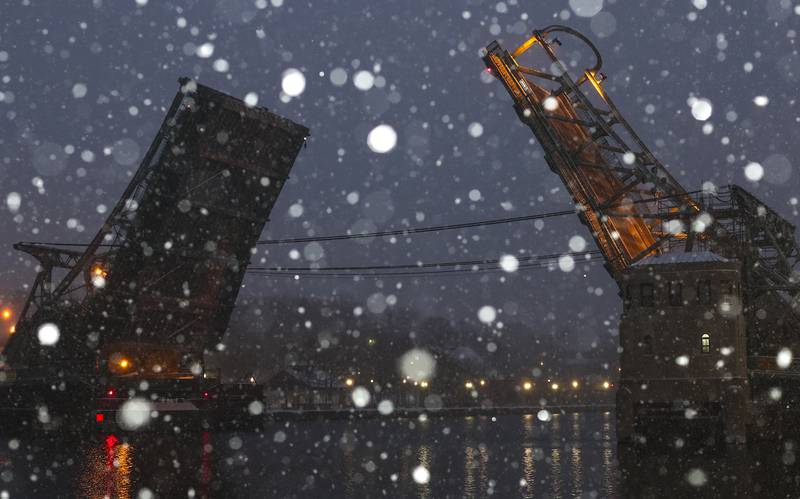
xmin=1 ymin=79 xmax=308 ymax=425
xmin=484 ymin=26 xmax=800 ymax=443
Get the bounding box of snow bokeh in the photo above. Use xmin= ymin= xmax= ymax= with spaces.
xmin=36 ymin=323 xmax=60 ymax=346
xmin=117 ymin=398 xmax=153 ymax=430
xmin=281 ymin=68 xmax=306 ymax=97
xmin=366 ymin=124 xmax=397 ymax=153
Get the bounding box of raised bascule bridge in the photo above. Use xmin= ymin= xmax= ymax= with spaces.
xmin=484 ymin=25 xmax=800 ymax=442
xmin=0 ymin=78 xmax=308 ymax=430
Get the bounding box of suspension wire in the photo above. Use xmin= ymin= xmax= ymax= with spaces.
xmin=19 ymin=188 xmax=708 ymax=251
xmin=255 ymin=208 xmax=577 ymax=245
xmin=253 ymin=189 xmax=710 ymax=246
xmin=246 ymin=252 xmax=605 ymax=277
xmin=14 ymin=208 xmax=576 ymax=249
xmin=245 ymin=257 xmax=606 ymax=278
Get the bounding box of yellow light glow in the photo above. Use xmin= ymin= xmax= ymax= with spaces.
xmin=551 ymin=383 xmax=559 ymax=391
xmin=420 ymin=381 xmax=429 ymax=388
xmin=479 ymin=379 xmax=486 ymax=386
xmin=465 ymin=381 xmax=474 ymax=389
xmin=118 ymin=358 xmax=130 ymax=369
xmin=571 ymin=380 xmax=579 ymax=389
xmin=585 ymin=70 xmax=606 ymax=100
xmin=512 ymin=35 xmax=539 ymax=58
xmin=602 ymin=381 xmax=611 ymax=390
xmin=345 ymin=378 xmax=354 ymax=387
xmin=9 ymin=325 xmax=15 ymax=334
xmin=1 ymin=309 xmax=11 ymax=320
xmin=522 ymin=381 xmax=533 ymax=391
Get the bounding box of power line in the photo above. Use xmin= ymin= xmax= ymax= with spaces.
xmin=246 ymin=259 xmax=605 ymax=278
xmin=254 ymin=190 xmax=713 ymax=246
xmin=246 ymin=252 xmax=605 ymax=277
xmin=14 ymin=208 xmax=577 ymax=249
xmin=20 ymin=189 xmax=710 ymax=250
xmin=247 ymin=250 xmax=601 ymax=272
xmin=255 ymin=208 xmax=577 ymax=245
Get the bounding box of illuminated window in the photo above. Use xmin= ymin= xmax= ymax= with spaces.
xmin=701 ymin=333 xmax=711 ymax=354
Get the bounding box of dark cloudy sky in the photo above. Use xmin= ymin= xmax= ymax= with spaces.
xmin=0 ymin=0 xmax=798 ymax=352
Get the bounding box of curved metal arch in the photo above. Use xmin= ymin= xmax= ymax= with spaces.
xmin=512 ymin=24 xmax=604 ymax=86
xmin=538 ymin=25 xmax=603 ymax=73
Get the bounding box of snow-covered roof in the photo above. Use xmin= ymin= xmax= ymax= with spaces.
xmin=632 ymin=250 xmax=731 ymax=267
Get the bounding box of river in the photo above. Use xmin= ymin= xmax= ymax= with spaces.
xmin=0 ymin=410 xmax=797 ymax=497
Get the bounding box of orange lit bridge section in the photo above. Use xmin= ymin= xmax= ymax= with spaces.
xmin=483 ymin=26 xmax=698 ymax=277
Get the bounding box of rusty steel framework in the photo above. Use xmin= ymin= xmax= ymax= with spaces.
xmin=3 ymin=78 xmax=309 ymax=371
xmin=484 ymin=26 xmax=800 ymax=355
xmin=484 ymin=25 xmax=701 ymax=276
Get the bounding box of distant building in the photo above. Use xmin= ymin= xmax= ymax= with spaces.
xmin=265 ymin=367 xmax=348 ymax=409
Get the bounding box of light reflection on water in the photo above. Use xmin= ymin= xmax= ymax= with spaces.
xmin=0 ymin=412 xmax=620 ymax=498
xmin=9 ymin=410 xmax=799 ymax=497
xmin=79 ymin=435 xmax=132 ymax=499
xmin=570 ymin=413 xmax=583 ymax=497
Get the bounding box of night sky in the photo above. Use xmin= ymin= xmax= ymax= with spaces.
xmin=0 ymin=0 xmax=798 ymax=356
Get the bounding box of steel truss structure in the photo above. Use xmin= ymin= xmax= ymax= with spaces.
xmin=484 ymin=26 xmax=800 ymax=355
xmin=3 ymin=78 xmax=309 ymax=370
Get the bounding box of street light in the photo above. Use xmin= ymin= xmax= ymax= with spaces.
xmin=1 ymin=309 xmax=11 ymax=320
xmin=345 ymin=378 xmax=354 ymax=387
xmin=479 ymin=379 xmax=486 ymax=387
xmin=571 ymin=380 xmax=579 ymax=389
xmin=551 ymin=382 xmax=559 ymax=391
xmin=602 ymin=381 xmax=611 ymax=390
xmin=420 ymin=381 xmax=429 ymax=388
xmin=465 ymin=381 xmax=474 ymax=389
xmin=522 ymin=381 xmax=533 ymax=391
